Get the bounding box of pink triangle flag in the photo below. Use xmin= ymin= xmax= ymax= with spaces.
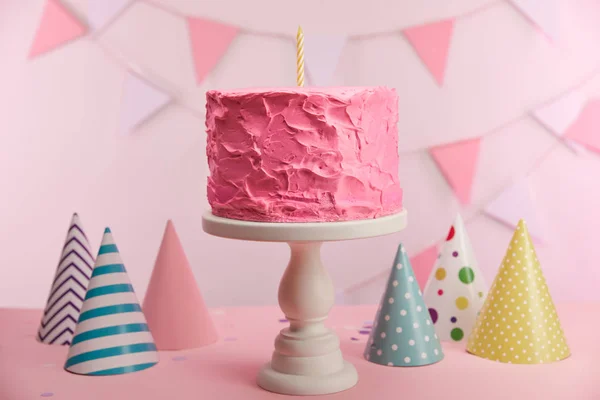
xmin=532 ymin=90 xmax=587 ymax=153
xmin=119 ymin=72 xmax=172 ymax=134
xmin=410 ymin=245 xmax=439 ymax=290
xmin=187 ymin=17 xmax=239 ymax=84
xmin=429 ymin=138 xmax=481 ymax=204
xmin=403 ymin=19 xmax=454 ymax=86
xmin=87 ymin=0 xmax=131 ymax=33
xmin=484 ymin=178 xmax=543 ymax=240
xmin=29 ymin=0 xmax=87 ymax=59
xmin=303 ymin=34 xmax=347 ymax=86
xmin=143 ymin=220 xmax=218 ymax=350
xmin=564 ymin=99 xmax=600 ymax=154
xmin=509 ymin=0 xmax=559 ymax=41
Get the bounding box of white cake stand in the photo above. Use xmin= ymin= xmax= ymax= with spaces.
xmin=202 ymin=210 xmax=407 ymax=396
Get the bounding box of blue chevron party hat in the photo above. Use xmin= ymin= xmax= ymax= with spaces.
xmin=364 ymin=244 xmax=444 ymax=367
xmin=64 ymin=228 xmax=159 ymax=375
xmin=38 ymin=213 xmax=94 ymax=345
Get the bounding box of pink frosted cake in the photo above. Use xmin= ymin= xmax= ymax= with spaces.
xmin=205 ymin=87 xmax=403 ymax=222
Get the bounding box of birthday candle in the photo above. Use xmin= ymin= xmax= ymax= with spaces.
xmin=296 ymin=26 xmax=305 ymax=87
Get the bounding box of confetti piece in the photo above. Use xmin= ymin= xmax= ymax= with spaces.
xmin=40 ymin=393 xmax=54 ymax=398
xmin=350 ymin=337 xmax=360 ymax=341
xmin=359 ymin=329 xmax=370 ymax=335
xmin=172 ymin=356 xmax=187 ymax=361
xmin=278 ymin=318 xmax=288 ymax=323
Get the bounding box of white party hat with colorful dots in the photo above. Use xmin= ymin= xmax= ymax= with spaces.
xmin=364 ymin=244 xmax=444 ymax=367
xmin=466 ymin=220 xmax=570 ymax=364
xmin=423 ymin=214 xmax=487 ymax=342
xmin=64 ymin=228 xmax=159 ymax=375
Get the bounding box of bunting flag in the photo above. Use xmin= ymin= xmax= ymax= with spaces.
xmin=564 ymin=99 xmax=600 ymax=154
xmin=143 ymin=221 xmax=218 ymax=350
xmin=87 ymin=0 xmax=132 ymax=33
xmin=29 ymin=0 xmax=87 ymax=59
xmin=423 ymin=214 xmax=487 ymax=342
xmin=409 ymin=245 xmax=439 ymax=290
xmin=65 ymin=228 xmax=159 ymax=376
xmin=119 ymin=72 xmax=172 ymax=135
xmin=531 ymin=90 xmax=587 ymax=153
xmin=467 ymin=220 xmax=570 ymax=364
xmin=38 ymin=213 xmax=94 ymax=345
xmin=509 ymin=0 xmax=559 ymax=41
xmin=364 ymin=244 xmax=444 ymax=367
xmin=484 ymin=178 xmax=543 ymax=240
xmin=430 ymin=138 xmax=481 ymax=204
xmin=187 ymin=17 xmax=239 ymax=84
xmin=303 ymin=34 xmax=347 ymax=86
xmin=403 ymin=19 xmax=454 ymax=86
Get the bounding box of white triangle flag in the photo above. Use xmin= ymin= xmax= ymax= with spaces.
xmin=88 ymin=0 xmax=132 ymax=33
xmin=532 ymin=90 xmax=587 ymax=153
xmin=120 ymin=72 xmax=172 ymax=135
xmin=303 ymin=34 xmax=347 ymax=86
xmin=484 ymin=178 xmax=543 ymax=240
xmin=509 ymin=0 xmax=560 ymax=41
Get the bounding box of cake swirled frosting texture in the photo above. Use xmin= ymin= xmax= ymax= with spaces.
xmin=205 ymin=87 xmax=403 ymax=222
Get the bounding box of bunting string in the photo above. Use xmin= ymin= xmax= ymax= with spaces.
xmin=25 ymin=0 xmax=600 ymax=302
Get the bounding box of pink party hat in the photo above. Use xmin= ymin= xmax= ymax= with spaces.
xmin=142 ymin=221 xmax=218 ymax=350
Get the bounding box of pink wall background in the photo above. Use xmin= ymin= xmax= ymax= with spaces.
xmin=2 ymin=0 xmax=600 ymax=309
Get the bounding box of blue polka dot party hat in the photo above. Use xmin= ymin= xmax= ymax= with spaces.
xmin=64 ymin=228 xmax=159 ymax=376
xmin=364 ymin=243 xmax=444 ymax=367
xmin=423 ymin=214 xmax=487 ymax=342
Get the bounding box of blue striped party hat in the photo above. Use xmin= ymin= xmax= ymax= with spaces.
xmin=364 ymin=244 xmax=444 ymax=367
xmin=64 ymin=228 xmax=159 ymax=375
xmin=38 ymin=213 xmax=94 ymax=345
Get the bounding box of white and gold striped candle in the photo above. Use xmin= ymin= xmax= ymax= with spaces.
xmin=296 ymin=26 xmax=305 ymax=87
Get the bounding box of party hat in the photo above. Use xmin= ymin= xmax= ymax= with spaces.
xmin=64 ymin=228 xmax=159 ymax=375
xmin=364 ymin=244 xmax=444 ymax=367
xmin=38 ymin=213 xmax=94 ymax=345
xmin=466 ymin=220 xmax=570 ymax=364
xmin=423 ymin=214 xmax=487 ymax=342
xmin=143 ymin=220 xmax=218 ymax=350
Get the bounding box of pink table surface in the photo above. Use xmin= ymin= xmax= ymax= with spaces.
xmin=1 ymin=304 xmax=599 ymax=400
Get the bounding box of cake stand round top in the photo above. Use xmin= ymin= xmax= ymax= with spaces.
xmin=202 ymin=209 xmax=407 ymax=242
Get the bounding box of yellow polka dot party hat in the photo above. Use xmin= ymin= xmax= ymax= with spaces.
xmin=423 ymin=214 xmax=487 ymax=342
xmin=466 ymin=219 xmax=570 ymax=364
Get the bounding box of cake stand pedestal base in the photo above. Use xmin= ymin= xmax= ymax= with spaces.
xmin=258 ymin=360 xmax=358 ymax=396
xmin=202 ymin=210 xmax=407 ymax=396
